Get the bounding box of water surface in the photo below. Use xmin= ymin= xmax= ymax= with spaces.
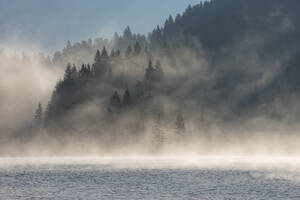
xmin=1 ymin=157 xmax=300 ymax=200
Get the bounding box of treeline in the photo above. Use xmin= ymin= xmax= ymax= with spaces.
xmin=52 ymin=0 xmax=300 ymax=65
xmin=33 ymin=45 xmax=186 ymax=150
xmin=28 ymin=0 xmax=300 ymax=152
xmin=35 ymin=0 xmax=300 ymax=126
xmin=52 ymin=26 xmax=148 ymax=67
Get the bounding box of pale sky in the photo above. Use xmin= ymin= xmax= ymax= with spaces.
xmin=0 ymin=0 xmax=202 ymax=53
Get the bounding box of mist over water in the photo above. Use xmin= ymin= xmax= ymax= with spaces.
xmin=2 ymin=1 xmax=300 ymax=199
xmin=1 ymin=157 xmax=300 ymax=199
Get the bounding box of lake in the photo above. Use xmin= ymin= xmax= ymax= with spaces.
xmin=1 ymin=157 xmax=300 ymax=199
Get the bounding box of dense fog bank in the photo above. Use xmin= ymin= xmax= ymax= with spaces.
xmin=2 ymin=0 xmax=300 ymax=156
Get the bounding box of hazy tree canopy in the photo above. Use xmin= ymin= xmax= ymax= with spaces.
xmin=123 ymin=89 xmax=133 ymax=107
xmin=38 ymin=0 xmax=300 ymax=129
xmin=95 ymin=50 xmax=101 ymax=63
xmin=110 ymin=91 xmax=122 ymax=109
xmin=64 ymin=64 xmax=73 ymax=81
xmin=134 ymin=42 xmax=142 ymax=55
xmin=101 ymin=47 xmax=109 ymax=59
xmin=19 ymin=0 xmax=300 ymax=155
xmin=175 ymin=113 xmax=185 ymax=133
xmin=126 ymin=46 xmax=133 ymax=57
xmin=34 ymin=103 xmax=43 ymax=124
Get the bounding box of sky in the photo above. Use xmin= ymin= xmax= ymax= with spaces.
xmin=0 ymin=0 xmax=202 ymax=54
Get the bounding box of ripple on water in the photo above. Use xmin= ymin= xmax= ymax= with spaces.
xmin=1 ymin=157 xmax=300 ymax=200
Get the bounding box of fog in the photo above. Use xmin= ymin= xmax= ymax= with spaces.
xmin=1 ymin=40 xmax=300 ymax=157
xmin=0 ymin=47 xmax=299 ymax=157
xmin=1 ymin=39 xmax=300 ymax=157
xmin=0 ymin=50 xmax=63 ymax=137
xmin=2 ymin=156 xmax=300 ymax=177
xmin=1 ymin=1 xmax=300 ymax=158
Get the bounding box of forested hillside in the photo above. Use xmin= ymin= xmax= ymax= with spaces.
xmin=3 ymin=0 xmax=300 ymax=155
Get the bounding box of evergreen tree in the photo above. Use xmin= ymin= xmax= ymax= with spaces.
xmin=164 ymin=15 xmax=175 ymax=39
xmin=175 ymin=112 xmax=185 ymax=133
xmin=87 ymin=64 xmax=91 ymax=73
xmin=101 ymin=46 xmax=109 ymax=59
xmin=34 ymin=103 xmax=43 ymax=124
xmin=93 ymin=48 xmax=109 ymax=76
xmin=80 ymin=64 xmax=86 ymax=76
xmin=110 ymin=91 xmax=122 ymax=108
xmin=110 ymin=49 xmax=116 ymax=57
xmin=44 ymin=101 xmax=51 ymax=123
xmin=126 ymin=45 xmax=133 ymax=57
xmin=71 ymin=64 xmax=77 ymax=79
xmin=123 ymin=26 xmax=133 ymax=42
xmin=155 ymin=59 xmax=164 ymax=80
xmin=150 ymin=26 xmax=163 ymax=50
xmin=145 ymin=59 xmax=164 ymax=84
xmin=145 ymin=59 xmax=155 ymax=81
xmin=95 ymin=49 xmax=101 ymax=63
xmin=134 ymin=81 xmax=145 ymax=100
xmin=123 ymin=88 xmax=132 ymax=107
xmin=134 ymin=42 xmax=142 ymax=55
xmin=64 ymin=63 xmax=72 ymax=81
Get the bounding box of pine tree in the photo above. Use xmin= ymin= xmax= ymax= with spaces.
xmin=93 ymin=48 xmax=109 ymax=76
xmin=101 ymin=46 xmax=109 ymax=59
xmin=155 ymin=59 xmax=164 ymax=80
xmin=123 ymin=88 xmax=132 ymax=107
xmin=110 ymin=49 xmax=115 ymax=57
xmin=123 ymin=26 xmax=133 ymax=41
xmin=175 ymin=112 xmax=185 ymax=133
xmin=87 ymin=64 xmax=91 ymax=73
xmin=126 ymin=45 xmax=133 ymax=57
xmin=44 ymin=101 xmax=51 ymax=123
xmin=110 ymin=91 xmax=122 ymax=108
xmin=150 ymin=26 xmax=163 ymax=49
xmin=134 ymin=42 xmax=142 ymax=55
xmin=34 ymin=103 xmax=43 ymax=124
xmin=64 ymin=63 xmax=72 ymax=81
xmin=71 ymin=64 xmax=77 ymax=79
xmin=145 ymin=59 xmax=154 ymax=81
xmin=80 ymin=64 xmax=86 ymax=76
xmin=95 ymin=49 xmax=101 ymax=63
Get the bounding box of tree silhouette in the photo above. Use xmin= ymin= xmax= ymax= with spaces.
xmin=134 ymin=42 xmax=142 ymax=55
xmin=123 ymin=26 xmax=133 ymax=42
xmin=123 ymin=88 xmax=132 ymax=107
xmin=101 ymin=46 xmax=109 ymax=59
xmin=95 ymin=49 xmax=101 ymax=63
xmin=145 ymin=59 xmax=155 ymax=81
xmin=110 ymin=91 xmax=122 ymax=109
xmin=64 ymin=63 xmax=73 ymax=81
xmin=126 ymin=45 xmax=133 ymax=57
xmin=175 ymin=112 xmax=185 ymax=133
xmin=110 ymin=49 xmax=116 ymax=57
xmin=34 ymin=103 xmax=43 ymax=124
